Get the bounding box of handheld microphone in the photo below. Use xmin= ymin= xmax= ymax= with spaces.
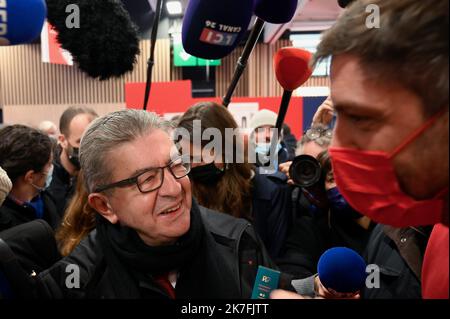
xmin=181 ymin=0 xmax=254 ymax=60
xmin=46 ymin=0 xmax=140 ymax=80
xmin=0 ymin=0 xmax=46 ymax=46
xmin=317 ymin=247 xmax=367 ymax=294
xmin=222 ymin=0 xmax=298 ymax=107
xmin=262 ymin=48 xmax=312 ymax=172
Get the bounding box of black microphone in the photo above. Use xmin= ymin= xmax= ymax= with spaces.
xmin=222 ymin=0 xmax=299 ymax=107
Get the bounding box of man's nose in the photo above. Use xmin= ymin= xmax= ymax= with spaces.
xmin=158 ymin=167 xmax=182 ymax=197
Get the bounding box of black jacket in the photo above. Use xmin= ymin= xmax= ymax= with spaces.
xmin=0 ymin=192 xmax=61 ymax=232
xmin=276 ymin=187 xmax=373 ymax=278
xmin=362 ymin=224 xmax=431 ymax=299
xmin=36 ymin=206 xmax=276 ymax=299
xmin=251 ymin=171 xmax=292 ymax=259
xmin=47 ymin=151 xmax=76 ymax=218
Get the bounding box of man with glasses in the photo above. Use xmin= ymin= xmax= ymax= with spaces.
xmin=38 ymin=109 xmax=275 ymax=299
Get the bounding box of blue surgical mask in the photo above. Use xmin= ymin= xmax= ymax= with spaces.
xmin=255 ymin=143 xmax=282 ymax=173
xmin=327 ymin=187 xmax=363 ymax=219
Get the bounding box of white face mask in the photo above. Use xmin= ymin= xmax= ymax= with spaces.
xmin=31 ymin=165 xmax=54 ymax=192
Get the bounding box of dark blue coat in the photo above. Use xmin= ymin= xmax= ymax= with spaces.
xmin=251 ymin=170 xmax=292 ymax=258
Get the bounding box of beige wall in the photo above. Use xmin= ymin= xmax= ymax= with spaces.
xmin=0 ymin=38 xmax=329 ymax=126
xmin=2 ymin=103 xmax=125 ymax=129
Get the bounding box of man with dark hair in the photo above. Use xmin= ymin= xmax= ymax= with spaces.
xmin=48 ymin=106 xmax=98 ymax=217
xmin=273 ymin=0 xmax=448 ymax=299
xmin=0 ymin=125 xmax=60 ymax=231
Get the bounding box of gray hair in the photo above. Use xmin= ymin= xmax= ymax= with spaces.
xmin=296 ymin=123 xmax=332 ymax=155
xmin=80 ymin=109 xmax=174 ymax=193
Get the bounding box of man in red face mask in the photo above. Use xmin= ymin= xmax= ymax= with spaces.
xmin=272 ymin=0 xmax=448 ymax=300
xmin=315 ymin=0 xmax=448 ymax=299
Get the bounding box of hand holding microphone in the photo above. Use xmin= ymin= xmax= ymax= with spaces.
xmin=271 ymin=247 xmax=367 ymax=299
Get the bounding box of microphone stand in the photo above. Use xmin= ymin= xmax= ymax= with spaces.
xmin=222 ymin=18 xmax=265 ymax=108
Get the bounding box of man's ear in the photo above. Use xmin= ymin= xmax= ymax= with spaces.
xmin=23 ymin=170 xmax=37 ymax=185
xmin=58 ymin=134 xmax=67 ymax=148
xmin=88 ymin=193 xmax=119 ymax=224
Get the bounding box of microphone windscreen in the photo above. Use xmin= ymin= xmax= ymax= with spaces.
xmin=317 ymin=247 xmax=367 ymax=294
xmin=255 ymin=0 xmax=298 ymax=24
xmin=274 ymin=47 xmax=313 ymax=91
xmin=182 ymin=0 xmax=254 ymax=60
xmin=338 ymin=0 xmax=356 ymax=8
xmin=0 ymin=0 xmax=46 ymax=46
xmin=46 ymin=0 xmax=140 ymax=80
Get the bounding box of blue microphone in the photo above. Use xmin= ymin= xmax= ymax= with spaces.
xmin=0 ymin=0 xmax=46 ymax=46
xmin=317 ymin=247 xmax=367 ymax=294
xmin=181 ymin=0 xmax=254 ymax=60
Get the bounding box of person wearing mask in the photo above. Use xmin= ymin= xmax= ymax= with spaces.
xmin=0 ymin=125 xmax=60 ymax=232
xmin=176 ymin=102 xmax=292 ymax=258
xmin=250 ymin=109 xmax=291 ymax=173
xmin=48 ymin=106 xmax=98 ymax=218
xmin=273 ymin=0 xmax=448 ymax=299
xmin=0 ymin=166 xmax=12 ymax=206
xmin=37 ymin=109 xmax=274 ymax=299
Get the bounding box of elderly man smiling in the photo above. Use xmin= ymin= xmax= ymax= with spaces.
xmin=38 ymin=109 xmax=275 ymax=299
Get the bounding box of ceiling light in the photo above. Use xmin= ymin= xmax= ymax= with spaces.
xmin=166 ymin=1 xmax=183 ymax=15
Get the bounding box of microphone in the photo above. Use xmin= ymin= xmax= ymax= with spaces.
xmin=317 ymin=247 xmax=367 ymax=294
xmin=0 ymin=0 xmax=46 ymax=46
xmin=337 ymin=0 xmax=356 ymax=8
xmin=46 ymin=0 xmax=140 ymax=80
xmin=222 ymin=0 xmax=298 ymax=107
xmin=181 ymin=0 xmax=254 ymax=60
xmin=255 ymin=0 xmax=298 ymax=25
xmin=262 ymin=48 xmax=312 ymax=172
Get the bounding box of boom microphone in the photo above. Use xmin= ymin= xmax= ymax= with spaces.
xmin=222 ymin=0 xmax=298 ymax=107
xmin=272 ymin=47 xmax=312 ymax=138
xmin=317 ymin=247 xmax=367 ymax=294
xmin=261 ymin=47 xmax=312 ymax=172
xmin=255 ymin=0 xmax=298 ymax=24
xmin=0 ymin=0 xmax=46 ymax=46
xmin=182 ymin=0 xmax=254 ymax=60
xmin=46 ymin=0 xmax=140 ymax=80
xmin=338 ymin=0 xmax=356 ymax=8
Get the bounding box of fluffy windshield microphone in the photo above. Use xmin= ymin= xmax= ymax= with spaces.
xmin=181 ymin=0 xmax=254 ymax=60
xmin=46 ymin=0 xmax=140 ymax=80
xmin=318 ymin=247 xmax=367 ymax=294
xmin=0 ymin=0 xmax=46 ymax=46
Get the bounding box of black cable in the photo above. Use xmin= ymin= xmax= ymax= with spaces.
xmin=143 ymin=0 xmax=165 ymax=111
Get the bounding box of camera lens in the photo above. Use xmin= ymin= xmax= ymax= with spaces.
xmin=290 ymin=155 xmax=322 ymax=187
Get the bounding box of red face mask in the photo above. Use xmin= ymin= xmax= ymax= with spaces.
xmin=329 ymin=109 xmax=448 ymax=228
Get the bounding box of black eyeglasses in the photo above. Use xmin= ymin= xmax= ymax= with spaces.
xmin=94 ymin=156 xmax=191 ymax=194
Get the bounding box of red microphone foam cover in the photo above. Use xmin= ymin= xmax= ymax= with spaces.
xmin=274 ymin=47 xmax=313 ymax=91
